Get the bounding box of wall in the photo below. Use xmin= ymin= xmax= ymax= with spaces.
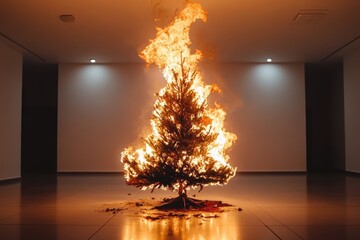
xmin=0 ymin=42 xmax=22 ymax=180
xmin=58 ymin=62 xmax=306 ymax=172
xmin=202 ymin=63 xmax=306 ymax=171
xmin=58 ymin=64 xmax=165 ymax=172
xmin=344 ymin=47 xmax=360 ymax=173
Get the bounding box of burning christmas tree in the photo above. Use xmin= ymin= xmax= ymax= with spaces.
xmin=121 ymin=2 xmax=237 ymax=209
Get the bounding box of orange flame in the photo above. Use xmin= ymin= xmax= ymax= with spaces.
xmin=121 ymin=2 xmax=237 ymax=191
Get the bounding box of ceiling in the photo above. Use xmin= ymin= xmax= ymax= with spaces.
xmin=0 ymin=0 xmax=359 ymax=63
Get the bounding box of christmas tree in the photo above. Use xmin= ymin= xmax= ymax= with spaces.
xmin=121 ymin=2 xmax=236 ymax=209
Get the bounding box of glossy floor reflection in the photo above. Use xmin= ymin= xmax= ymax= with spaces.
xmin=0 ymin=172 xmax=360 ymax=240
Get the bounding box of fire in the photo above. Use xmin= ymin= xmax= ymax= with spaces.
xmin=121 ymin=2 xmax=237 ymax=195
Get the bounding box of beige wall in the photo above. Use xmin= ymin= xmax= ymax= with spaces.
xmin=344 ymin=47 xmax=360 ymax=173
xmin=0 ymin=42 xmax=22 ymax=180
xmin=58 ymin=64 xmax=165 ymax=172
xmin=58 ymin=62 xmax=306 ymax=172
xmin=202 ymin=63 xmax=306 ymax=171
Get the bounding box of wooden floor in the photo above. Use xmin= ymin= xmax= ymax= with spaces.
xmin=0 ymin=172 xmax=360 ymax=239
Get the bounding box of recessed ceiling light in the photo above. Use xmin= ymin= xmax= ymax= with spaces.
xmin=266 ymin=58 xmax=272 ymax=63
xmin=59 ymin=15 xmax=75 ymax=23
xmin=90 ymin=59 xmax=96 ymax=63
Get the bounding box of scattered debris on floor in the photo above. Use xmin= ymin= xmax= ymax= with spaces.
xmin=98 ymin=196 xmax=241 ymax=223
xmin=104 ymin=208 xmax=123 ymax=214
xmin=144 ymin=212 xmax=189 ymax=221
xmin=98 ymin=207 xmax=127 ymax=215
xmin=193 ymin=213 xmax=219 ymax=219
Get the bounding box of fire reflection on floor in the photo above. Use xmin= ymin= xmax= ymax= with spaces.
xmin=98 ymin=199 xmax=240 ymax=240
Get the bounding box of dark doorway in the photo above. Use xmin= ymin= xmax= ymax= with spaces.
xmin=305 ymin=61 xmax=345 ymax=172
xmin=21 ymin=59 xmax=58 ymax=175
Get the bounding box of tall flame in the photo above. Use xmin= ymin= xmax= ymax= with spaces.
xmin=121 ymin=2 xmax=237 ymax=192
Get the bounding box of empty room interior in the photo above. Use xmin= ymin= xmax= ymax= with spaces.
xmin=1 ymin=0 xmax=360 ymax=239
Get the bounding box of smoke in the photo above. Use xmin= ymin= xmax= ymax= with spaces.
xmin=129 ymin=65 xmax=166 ymax=148
xmin=150 ymin=0 xmax=188 ymax=27
xmin=199 ymin=62 xmax=245 ymax=114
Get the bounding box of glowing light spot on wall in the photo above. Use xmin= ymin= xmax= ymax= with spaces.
xmin=250 ymin=64 xmax=289 ymax=92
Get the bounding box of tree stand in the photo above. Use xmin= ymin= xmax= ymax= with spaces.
xmin=155 ymin=194 xmax=205 ymax=210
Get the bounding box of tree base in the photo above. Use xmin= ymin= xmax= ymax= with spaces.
xmin=154 ymin=194 xmax=231 ymax=211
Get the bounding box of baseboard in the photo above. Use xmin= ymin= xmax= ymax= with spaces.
xmin=0 ymin=177 xmax=21 ymax=184
xmin=56 ymin=171 xmax=307 ymax=175
xmin=345 ymin=171 xmax=360 ymax=177
xmin=237 ymin=171 xmax=306 ymax=175
xmin=57 ymin=171 xmax=122 ymax=175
